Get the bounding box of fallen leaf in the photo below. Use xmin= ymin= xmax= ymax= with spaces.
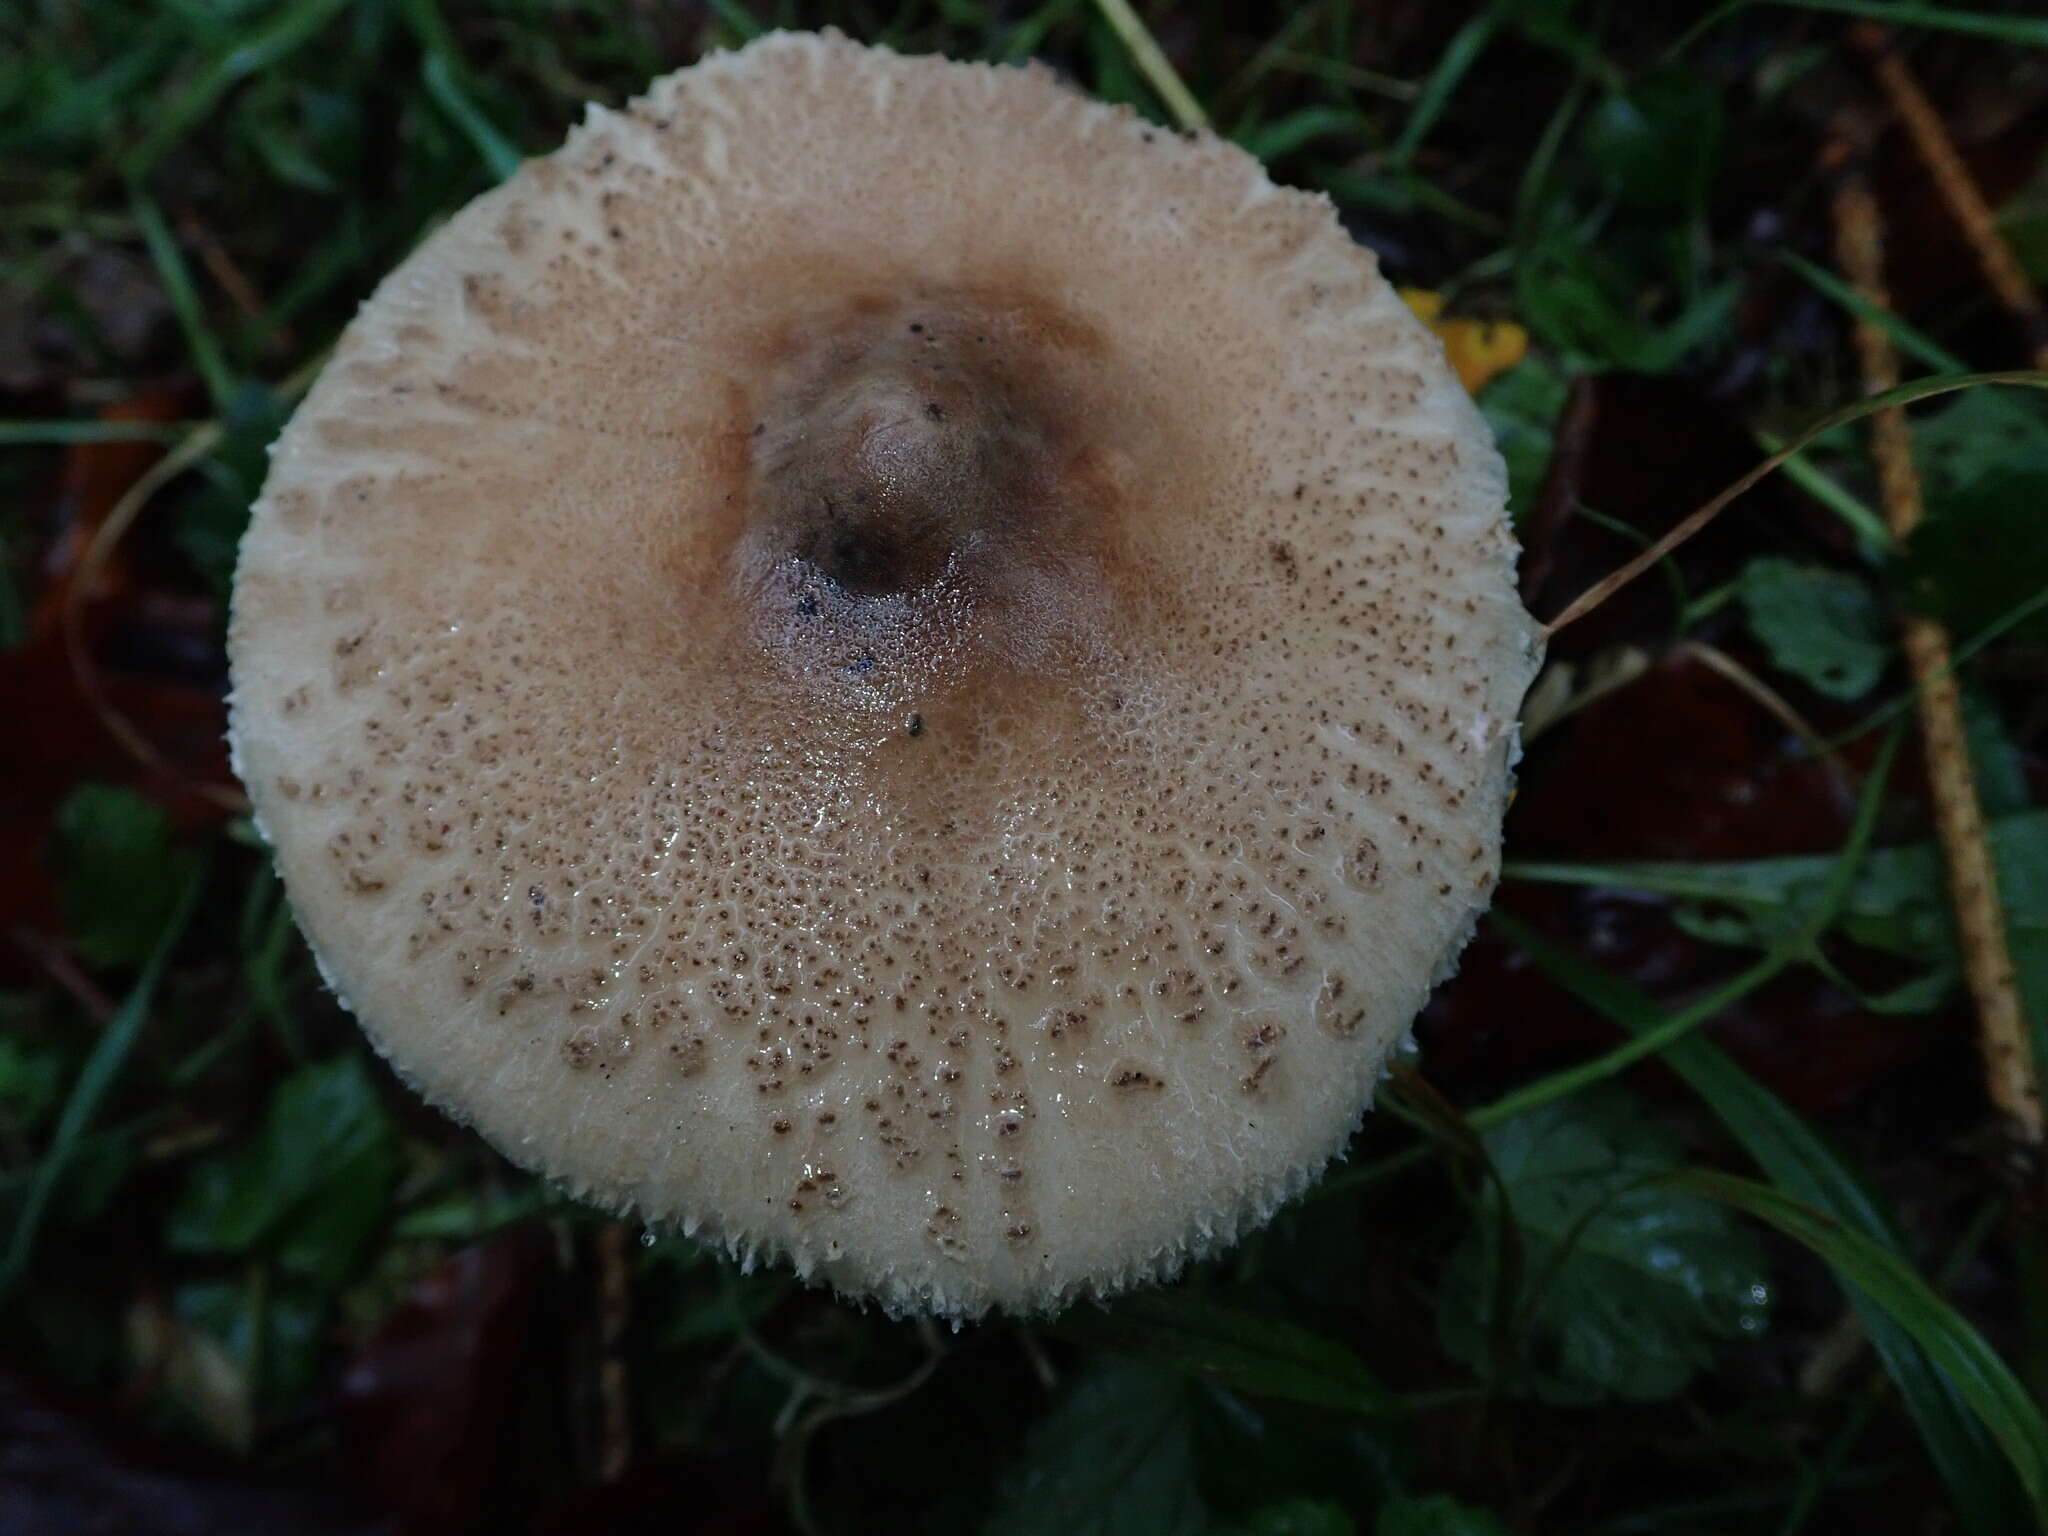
xmin=1400 ymin=288 xmax=1530 ymax=395
xmin=337 ymin=1223 xmax=555 ymax=1536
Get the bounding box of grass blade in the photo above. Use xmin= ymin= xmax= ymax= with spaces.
xmin=1090 ymin=0 xmax=1208 ymax=131
xmin=1495 ymin=913 xmax=2029 ymax=1534
xmin=0 ymin=421 xmax=204 ymax=446
xmin=1677 ymin=1 xmax=2048 ymax=57
xmin=131 ymin=189 xmax=235 ymax=413
xmin=126 ymin=0 xmax=357 ymax=177
xmin=404 ymin=0 xmax=523 ymax=182
xmin=1048 ymin=1290 xmax=1396 ymax=1415
xmin=1390 ymin=8 xmax=1499 ymax=168
xmin=1673 ymin=1169 xmax=2048 ymax=1526
xmin=1 ymin=864 xmax=207 ymax=1294
xmin=1472 ymin=724 xmax=1899 ymax=1131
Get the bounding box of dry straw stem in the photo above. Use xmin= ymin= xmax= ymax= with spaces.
xmin=1852 ymin=24 xmax=2048 ymax=367
xmin=58 ymin=422 xmax=249 ymax=817
xmin=1090 ymin=0 xmax=1208 ymax=131
xmin=1832 ymin=168 xmax=2043 ymax=1148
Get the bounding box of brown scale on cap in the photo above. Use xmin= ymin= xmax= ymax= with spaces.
xmin=227 ymin=32 xmax=1541 ymax=1316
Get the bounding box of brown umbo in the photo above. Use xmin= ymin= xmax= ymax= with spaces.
xmin=228 ymin=32 xmax=1541 ymax=1316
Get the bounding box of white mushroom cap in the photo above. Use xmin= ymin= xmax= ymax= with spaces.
xmin=227 ymin=32 xmax=1542 ymax=1316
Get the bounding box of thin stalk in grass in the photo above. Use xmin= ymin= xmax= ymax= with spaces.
xmin=1472 ymin=722 xmax=1900 ymax=1132
xmin=55 ymin=349 xmax=325 ymax=813
xmin=1545 ymin=371 xmax=2048 ymax=635
xmin=1680 ymin=640 xmax=1849 ymax=784
xmin=1321 ymin=725 xmax=1900 ymax=1197
xmin=1090 ymin=0 xmax=1208 ymax=131
xmin=1855 ymin=27 xmax=2048 ymax=366
xmin=1834 ymin=168 xmax=2041 ymax=1146
xmin=1813 ymin=584 xmax=2048 ymax=757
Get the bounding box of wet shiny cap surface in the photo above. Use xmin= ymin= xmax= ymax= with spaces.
xmin=227 ymin=31 xmax=1543 ymax=1316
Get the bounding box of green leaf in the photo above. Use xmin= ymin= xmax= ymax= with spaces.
xmin=1495 ymin=912 xmax=2031 ymax=1536
xmin=1438 ymin=1087 xmax=1769 ymax=1404
xmin=170 ymin=1274 xmax=330 ymax=1440
xmin=52 ymin=784 xmax=205 ymax=970
xmin=1515 ymin=233 xmax=1740 ymax=372
xmin=3 ymin=866 xmax=206 ymax=1293
xmin=1374 ymin=1495 xmax=1511 ymax=1536
xmin=1737 ymin=557 xmax=1889 ymax=700
xmin=0 ymin=1038 xmax=64 ymax=1131
xmin=170 ymin=1054 xmax=396 ymax=1288
xmin=984 ymin=1363 xmax=1205 ymax=1536
xmin=390 ymin=1179 xmax=556 ymax=1240
xmin=1581 ymin=69 xmax=1722 ymax=214
xmin=1507 ymin=810 xmax=2048 ymax=1026
xmin=1904 ymin=464 xmax=2048 ymax=649
xmin=1962 ymin=692 xmax=2032 ymax=820
xmin=1479 ymin=353 xmax=1568 ymax=524
xmin=1911 ymin=389 xmax=2048 ymax=500
xmin=1874 ymin=388 xmax=2048 ymax=647
xmin=1673 ymin=1169 xmax=2048 ymax=1526
xmin=1230 ymin=1499 xmax=1356 ymax=1536
xmin=1049 ymin=1290 xmax=1394 ymax=1415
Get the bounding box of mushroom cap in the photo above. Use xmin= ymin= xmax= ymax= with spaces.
xmin=227 ymin=31 xmax=1542 ymax=1316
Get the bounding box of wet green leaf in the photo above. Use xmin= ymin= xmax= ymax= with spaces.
xmin=1910 ymin=389 xmax=2048 ymax=499
xmin=1508 ymin=810 xmax=2048 ymax=1023
xmin=1374 ymin=1495 xmax=1510 ymax=1536
xmin=1438 ymin=1087 xmax=1770 ymax=1404
xmin=1232 ymin=1498 xmax=1356 ymax=1536
xmin=1737 ymin=557 xmax=1888 ymax=699
xmin=1050 ymin=1290 xmax=1393 ymax=1416
xmin=1582 ymin=70 xmax=1722 ymax=213
xmin=1674 ymin=1170 xmax=2048 ymax=1525
xmin=1963 ymin=690 xmax=2033 ymax=819
xmin=1498 ymin=913 xmax=2032 ymax=1535
xmin=389 ymin=1179 xmax=556 ymax=1241
xmin=1903 ymin=464 xmax=2048 ymax=649
xmin=170 ymin=1054 xmax=396 ymax=1288
xmin=52 ymin=784 xmax=205 ymax=970
xmin=985 ymin=1363 xmax=1205 ymax=1536
xmin=1515 ymin=233 xmax=1740 ymax=371
xmin=0 ymin=1038 xmax=64 ymax=1131
xmin=1479 ymin=353 xmax=1567 ymax=523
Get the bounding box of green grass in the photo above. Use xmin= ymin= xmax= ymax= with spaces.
xmin=4 ymin=2 xmax=2048 ymax=1533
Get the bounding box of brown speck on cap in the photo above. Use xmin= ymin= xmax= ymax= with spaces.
xmin=226 ymin=31 xmax=1541 ymax=1319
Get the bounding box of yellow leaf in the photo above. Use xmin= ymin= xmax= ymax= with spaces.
xmin=1399 ymin=287 xmax=1529 ymax=395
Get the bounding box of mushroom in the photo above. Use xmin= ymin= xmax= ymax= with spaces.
xmin=227 ymin=32 xmax=1541 ymax=1316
